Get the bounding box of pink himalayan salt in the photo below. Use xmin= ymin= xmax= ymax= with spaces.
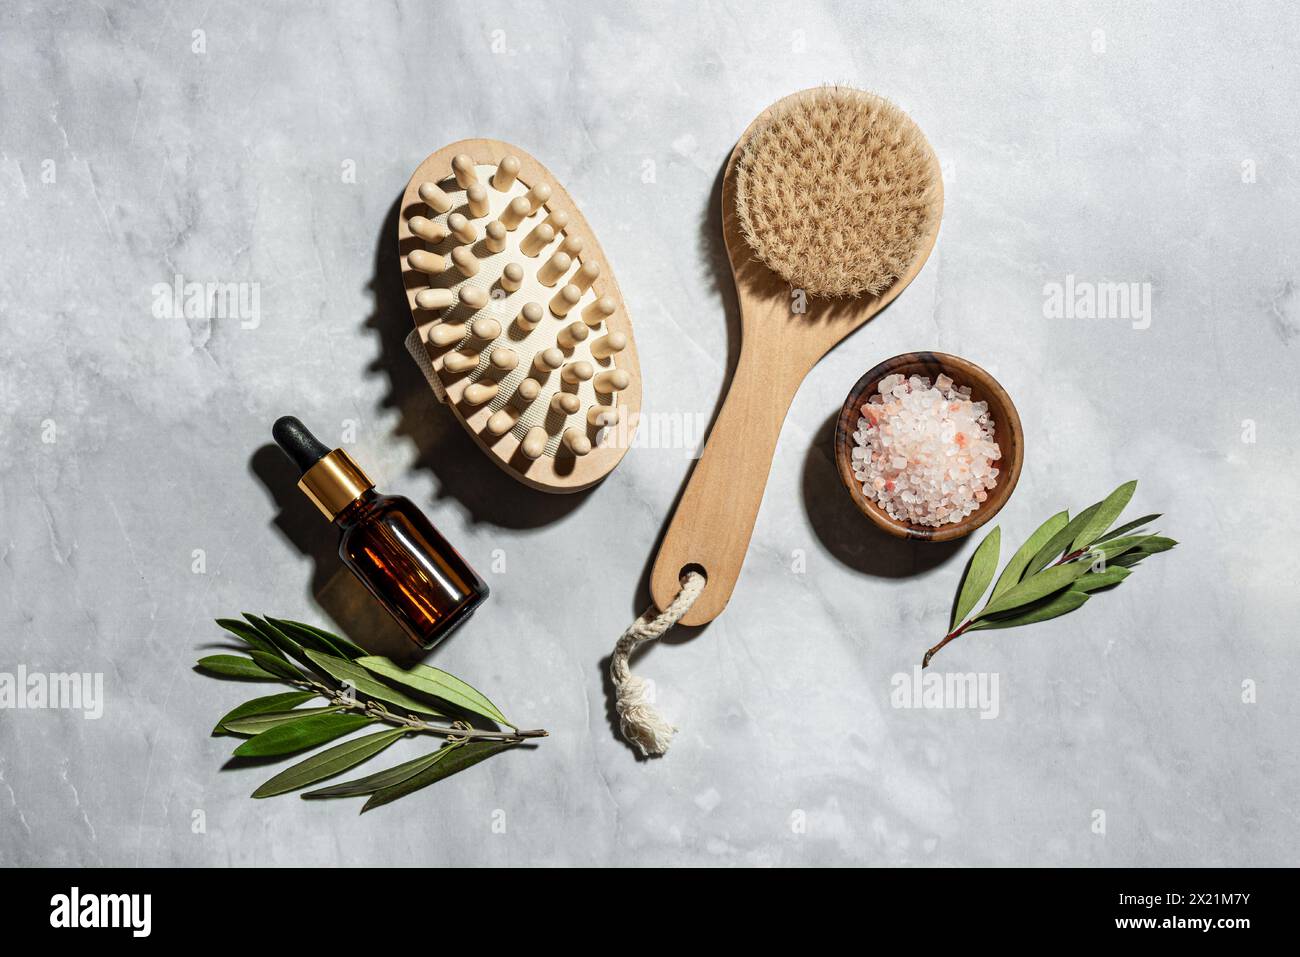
xmin=850 ymin=372 xmax=1001 ymax=527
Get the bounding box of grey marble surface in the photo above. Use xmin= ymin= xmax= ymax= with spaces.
xmin=1 ymin=0 xmax=1297 ymax=867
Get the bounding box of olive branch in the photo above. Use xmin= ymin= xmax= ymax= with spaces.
xmin=197 ymin=615 xmax=546 ymax=812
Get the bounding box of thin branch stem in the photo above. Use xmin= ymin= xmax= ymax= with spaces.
xmin=292 ymin=679 xmax=548 ymax=742
xmin=923 ymin=619 xmax=972 ymax=669
xmin=1053 ymin=548 xmax=1088 ymax=566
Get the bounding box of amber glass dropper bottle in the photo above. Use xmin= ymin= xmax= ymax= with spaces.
xmin=272 ymin=416 xmax=489 ymax=649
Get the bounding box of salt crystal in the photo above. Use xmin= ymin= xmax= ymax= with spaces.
xmin=877 ymin=373 xmax=904 ymax=395
xmin=851 ymin=372 xmax=1002 ymax=528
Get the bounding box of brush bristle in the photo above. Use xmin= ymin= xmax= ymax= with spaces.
xmin=735 ymin=86 xmax=941 ymax=299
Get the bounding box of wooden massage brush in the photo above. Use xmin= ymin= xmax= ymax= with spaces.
xmin=612 ymin=87 xmax=943 ymax=755
xmin=400 ymin=140 xmax=641 ymax=492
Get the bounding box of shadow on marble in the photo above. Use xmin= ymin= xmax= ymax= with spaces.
xmin=802 ymin=411 xmax=964 ymax=578
xmin=364 ymin=195 xmax=594 ymax=530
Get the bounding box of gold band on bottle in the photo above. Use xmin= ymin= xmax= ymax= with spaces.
xmin=298 ymin=449 xmax=374 ymax=520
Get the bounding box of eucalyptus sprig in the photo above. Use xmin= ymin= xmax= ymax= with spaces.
xmin=196 ymin=615 xmax=546 ymax=811
xmin=924 ymin=480 xmax=1176 ymax=668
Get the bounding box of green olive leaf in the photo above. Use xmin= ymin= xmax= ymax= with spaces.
xmin=215 ymin=618 xmax=286 ymax=660
xmin=232 ymin=712 xmax=376 ymax=759
xmin=1084 ymin=534 xmax=1157 ymax=563
xmin=357 ymin=656 xmax=512 ymax=728
xmin=248 ymin=650 xmax=303 ymax=681
xmin=362 ymin=741 xmax=518 ymax=813
xmin=240 ymin=613 xmax=317 ymax=668
xmin=1071 ymin=565 xmax=1131 ymax=593
xmin=303 ymin=749 xmax=450 ymax=799
xmin=952 ymin=526 xmax=1001 ymax=631
xmin=213 ymin=690 xmax=319 ymax=735
xmin=1024 ymin=504 xmax=1100 ymax=578
xmin=1093 ymin=513 xmax=1161 ymax=545
xmin=196 ymin=654 xmax=281 ymax=681
xmin=222 ymin=706 xmax=344 ymax=736
xmin=975 ymin=562 xmax=1091 ymax=620
xmin=969 ymin=589 xmax=1090 ymax=631
xmin=991 ymin=510 xmax=1069 ymax=600
xmin=267 ymin=616 xmax=367 ymax=661
xmin=251 ymin=728 xmax=407 ymax=798
xmin=1071 ymin=480 xmax=1137 ymax=551
xmin=1134 ymin=536 xmax=1177 ymax=554
xmin=1108 ymin=551 xmax=1147 ymax=568
xmin=303 ymin=650 xmax=444 ymax=717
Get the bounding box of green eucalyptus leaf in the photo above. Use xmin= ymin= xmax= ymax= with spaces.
xmin=1135 ymin=536 xmax=1177 ymax=554
xmin=215 ymin=618 xmax=286 ymax=660
xmin=303 ymin=749 xmax=449 ymax=799
xmin=213 ymin=690 xmax=319 ymax=735
xmin=362 ymin=741 xmax=518 ymax=813
xmin=1071 ymin=480 xmax=1137 ymax=551
xmin=304 ymin=650 xmax=443 ymax=717
xmin=1108 ymin=551 xmax=1147 ymax=568
xmin=222 ymin=706 xmax=343 ymax=736
xmin=1024 ymin=503 xmax=1100 ymax=578
xmin=1071 ymin=566 xmax=1131 ymax=593
xmin=357 ymin=656 xmax=512 ymax=728
xmin=197 ymin=655 xmax=281 ymax=681
xmin=952 ymin=527 xmax=1001 ymax=630
xmin=976 ymin=563 xmax=1091 ymax=619
xmin=267 ymin=617 xmax=367 ymax=661
xmin=232 ymin=712 xmax=375 ymax=758
xmin=1083 ymin=534 xmax=1157 ymax=563
xmin=1100 ymin=537 xmax=1175 ymax=567
xmin=1093 ymin=513 xmax=1161 ymax=544
xmin=248 ymin=650 xmax=303 ymax=681
xmin=991 ymin=510 xmax=1069 ymax=600
xmin=969 ymin=589 xmax=1090 ymax=631
xmin=251 ymin=728 xmax=407 ymax=798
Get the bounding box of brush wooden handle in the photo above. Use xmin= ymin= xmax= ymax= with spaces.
xmin=649 ymin=92 xmax=943 ymax=625
xmin=650 ymin=309 xmax=814 ymax=625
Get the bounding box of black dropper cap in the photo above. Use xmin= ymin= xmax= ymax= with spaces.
xmin=272 ymin=416 xmax=331 ymax=475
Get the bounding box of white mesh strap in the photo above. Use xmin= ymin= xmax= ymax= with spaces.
xmin=404 ymin=327 xmax=447 ymax=404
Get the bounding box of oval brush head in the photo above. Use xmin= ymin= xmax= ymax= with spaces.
xmin=734 ymin=86 xmax=941 ymax=299
xmin=399 ymin=140 xmax=642 ymax=493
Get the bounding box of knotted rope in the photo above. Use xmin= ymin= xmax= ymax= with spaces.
xmin=608 ymin=570 xmax=705 ymax=756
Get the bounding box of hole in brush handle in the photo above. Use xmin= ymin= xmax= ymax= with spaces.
xmin=678 ymin=562 xmax=708 ymax=584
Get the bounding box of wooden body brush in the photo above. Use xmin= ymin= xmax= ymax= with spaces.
xmin=649 ymin=87 xmax=944 ymax=624
xmin=400 ymin=140 xmax=641 ymax=492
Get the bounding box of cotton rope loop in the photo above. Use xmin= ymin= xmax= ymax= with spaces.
xmin=609 ymin=570 xmax=706 ymax=756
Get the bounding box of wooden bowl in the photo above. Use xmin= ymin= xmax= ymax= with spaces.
xmin=833 ymin=352 xmax=1023 ymax=542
